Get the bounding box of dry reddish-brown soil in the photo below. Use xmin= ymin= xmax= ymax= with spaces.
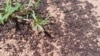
xmin=0 ymin=0 xmax=100 ymax=56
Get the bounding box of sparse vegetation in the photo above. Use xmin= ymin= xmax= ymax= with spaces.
xmin=32 ymin=10 xmax=49 ymax=31
xmin=0 ymin=0 xmax=21 ymax=24
xmin=0 ymin=0 xmax=49 ymax=31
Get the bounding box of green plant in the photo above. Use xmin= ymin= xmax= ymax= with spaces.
xmin=28 ymin=0 xmax=33 ymax=7
xmin=0 ymin=0 xmax=21 ymax=24
xmin=0 ymin=13 xmax=4 ymax=24
xmin=27 ymin=0 xmax=48 ymax=31
xmin=0 ymin=0 xmax=49 ymax=32
xmin=34 ymin=0 xmax=41 ymax=8
xmin=32 ymin=11 xmax=49 ymax=31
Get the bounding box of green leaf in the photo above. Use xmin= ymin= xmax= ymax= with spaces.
xmin=3 ymin=13 xmax=10 ymax=21
xmin=28 ymin=0 xmax=33 ymax=7
xmin=32 ymin=11 xmax=37 ymax=21
xmin=5 ymin=0 xmax=11 ymax=13
xmin=34 ymin=0 xmax=41 ymax=8
xmin=37 ymin=25 xmax=44 ymax=31
xmin=39 ymin=20 xmax=47 ymax=25
xmin=0 ymin=13 xmax=4 ymax=24
xmin=4 ymin=0 xmax=21 ymax=21
xmin=5 ymin=0 xmax=21 ymax=13
xmin=15 ymin=15 xmax=23 ymax=19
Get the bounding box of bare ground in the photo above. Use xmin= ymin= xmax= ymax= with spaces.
xmin=0 ymin=0 xmax=100 ymax=56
